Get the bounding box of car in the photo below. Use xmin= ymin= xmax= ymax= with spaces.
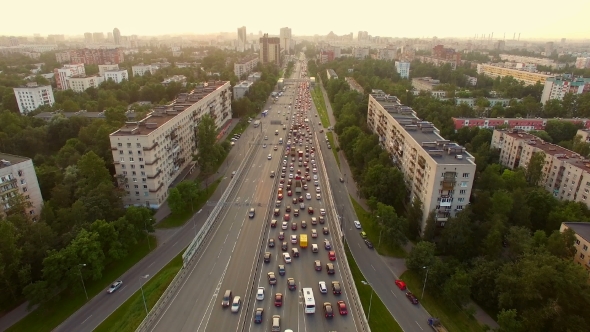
xmin=323 ymin=302 xmax=334 ymax=318
xmin=395 ymin=280 xmax=407 ymax=290
xmin=301 ymin=220 xmax=307 ymax=228
xmin=360 ymin=231 xmax=367 ymax=239
xmin=264 ymin=135 xmax=268 ymax=140
xmin=281 ymin=241 xmax=288 ymax=251
xmin=278 ymin=193 xmax=283 ymax=200
xmin=339 ymin=177 xmax=344 ymax=182
xmin=314 ymin=260 xmax=322 ymax=271
xmin=311 ymin=217 xmax=317 ymax=225
xmin=291 ymin=222 xmax=297 ymax=230
xmin=231 ymin=296 xmax=241 ymax=312
xmin=337 ymin=300 xmax=348 ymax=315
xmin=354 ymin=220 xmax=361 ymax=229
xmin=268 ymin=238 xmax=275 ymax=247
xmin=324 ymin=239 xmax=331 ymax=250
xmin=283 ymin=253 xmax=292 ymax=263
xmin=107 ymin=280 xmax=123 ymax=294
xmin=319 ymin=281 xmax=328 ymax=293
xmin=274 ymin=293 xmax=283 ymax=307
xmin=274 ymin=146 xmax=278 ymax=151
xmin=268 ymin=154 xmax=272 ymax=160
xmin=288 ymin=174 xmax=293 ymax=179
xmin=291 ymin=234 xmax=298 ymax=244
xmin=326 ymin=263 xmax=335 ymax=274
xmin=256 ymin=287 xmax=265 ymax=301
xmin=320 ymin=208 xmax=326 ymax=216
xmin=287 ymin=190 xmax=292 ymax=196
xmin=254 ymin=308 xmax=264 ymax=324
xmin=298 ymin=195 xmax=304 ymax=202
xmin=328 ymin=251 xmax=336 ymax=261
xmin=231 ymin=171 xmax=236 ymax=178
xmin=332 ymin=281 xmax=342 ymax=295
xmin=278 ymin=264 xmax=286 ymax=276
xmin=263 ymin=144 xmax=267 ymax=148
xmin=406 ymin=292 xmax=419 ymax=305
xmin=303 ymin=184 xmax=308 ymax=190
xmin=286 ymin=205 xmax=291 ymax=212
xmin=287 ymin=278 xmax=296 ymax=290
xmin=306 ymin=193 xmax=312 ymax=200
xmin=323 ymin=227 xmax=329 ymax=235
xmin=278 ymin=231 xmax=285 ymax=240
xmin=316 ymin=187 xmax=321 ymax=193
xmin=312 ymin=243 xmax=319 ymax=252
xmin=292 ymin=197 xmax=298 ymax=205
xmin=308 ymin=207 xmax=314 ymax=215
xmin=274 ymin=209 xmax=280 ymax=216
xmin=248 ymin=208 xmax=255 ymax=218
xmin=293 ymin=209 xmax=300 ymax=217
xmin=316 ymin=194 xmax=321 ymax=200
xmin=310 ymin=229 xmax=318 ymax=239
xmin=281 ymin=221 xmax=288 ymax=230
xmin=264 ymin=252 xmax=271 ymax=263
xmin=365 ymin=240 xmax=374 ymax=248
xmin=268 ymin=272 xmax=277 ymax=285
xmin=284 ymin=214 xmax=290 ymax=221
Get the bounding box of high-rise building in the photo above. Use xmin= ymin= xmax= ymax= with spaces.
xmin=54 ymin=64 xmax=86 ymax=90
xmin=575 ymin=57 xmax=590 ymax=69
xmin=13 ymin=82 xmax=55 ymax=114
xmin=560 ymin=222 xmax=590 ymax=277
xmin=98 ymin=64 xmax=119 ymax=77
xmin=541 ymin=76 xmax=590 ymax=104
xmin=237 ymin=26 xmax=247 ymax=52
xmin=476 ymin=64 xmax=552 ymax=86
xmin=109 ymin=81 xmax=232 ymax=208
xmin=545 ymin=41 xmax=554 ymax=54
xmin=93 ymin=32 xmax=104 ymax=43
xmin=113 ymin=28 xmax=121 ymax=45
xmin=280 ymin=27 xmax=292 ymax=55
xmin=69 ymin=48 xmax=124 ymax=65
xmin=84 ymin=32 xmax=93 ymax=44
xmin=259 ymin=34 xmax=281 ymax=66
xmin=395 ymin=61 xmax=411 ymax=79
xmin=0 ymin=154 xmax=44 ymax=220
xmin=357 ymin=31 xmax=369 ymax=42
xmin=366 ymin=90 xmax=475 ymax=228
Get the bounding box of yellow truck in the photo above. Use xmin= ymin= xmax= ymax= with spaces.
xmin=300 ymin=234 xmax=308 ymax=248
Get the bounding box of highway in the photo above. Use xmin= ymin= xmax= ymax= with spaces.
xmin=149 ymin=59 xmax=363 ymax=331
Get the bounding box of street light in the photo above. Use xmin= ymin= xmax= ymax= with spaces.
xmin=77 ymin=264 xmax=88 ymax=300
xmin=421 ymin=266 xmax=429 ymax=300
xmin=139 ymin=274 xmax=150 ymax=315
xmin=361 ymin=280 xmax=374 ymax=322
xmin=376 ymin=215 xmax=383 ymax=248
xmin=144 ymin=219 xmax=152 ymax=251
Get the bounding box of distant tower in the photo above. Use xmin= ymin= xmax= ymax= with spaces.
xmin=113 ymin=28 xmax=121 ymax=45
xmin=237 ymin=26 xmax=247 ymax=52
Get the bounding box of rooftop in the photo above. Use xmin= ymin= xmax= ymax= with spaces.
xmin=563 ymin=222 xmax=590 ymax=242
xmin=370 ymin=90 xmax=474 ymax=166
xmin=0 ymin=153 xmax=29 ymax=169
xmin=235 ymin=80 xmax=253 ymax=88
xmin=35 ymin=110 xmax=137 ymax=121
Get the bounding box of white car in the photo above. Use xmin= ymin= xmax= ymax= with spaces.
xmin=256 ymin=287 xmax=265 ymax=301
xmin=313 ymin=174 xmax=318 ymax=180
xmin=306 ymin=193 xmax=312 ymax=200
xmin=263 ymin=144 xmax=267 ymax=148
xmin=268 ymin=154 xmax=272 ymax=160
xmin=289 ymin=174 xmax=294 ymax=179
xmin=283 ymin=253 xmax=292 ymax=263
xmin=282 ymin=222 xmax=288 ymax=230
xmin=231 ymin=296 xmax=241 ymax=312
xmin=313 ymin=168 xmax=317 ymax=174
xmin=316 ymin=187 xmax=321 ymax=193
xmin=316 ymin=194 xmax=321 ymax=200
xmin=264 ymin=136 xmax=268 ymax=140
xmin=318 ymin=281 xmax=328 ymax=294
xmin=354 ymin=220 xmax=362 ymax=229
xmin=291 ymin=235 xmax=298 ymax=244
xmin=320 ymin=208 xmax=326 ymax=216
xmin=299 ymin=202 xmax=305 ymax=209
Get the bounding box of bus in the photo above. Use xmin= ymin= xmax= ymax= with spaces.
xmin=302 ymin=288 xmax=316 ymax=314
xmin=300 ymin=234 xmax=308 ymax=248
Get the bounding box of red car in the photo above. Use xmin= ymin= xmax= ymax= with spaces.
xmin=291 ymin=222 xmax=297 ymax=230
xmin=395 ymin=280 xmax=407 ymax=290
xmin=287 ymin=190 xmax=292 ymax=196
xmin=275 ymin=293 xmax=283 ymax=307
xmin=284 ymin=214 xmax=290 ymax=221
xmin=278 ymin=194 xmax=283 ymax=200
xmin=280 ymin=179 xmax=285 ymax=184
xmin=337 ymin=300 xmax=348 ymax=315
xmin=328 ymin=251 xmax=336 ymax=261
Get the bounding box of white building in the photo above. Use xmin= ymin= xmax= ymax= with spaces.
xmin=233 ymin=80 xmax=253 ymax=99
xmin=132 ymin=64 xmax=156 ymax=77
xmin=353 ymin=47 xmax=370 ymax=60
xmin=515 ymin=62 xmax=537 ymax=72
xmin=0 ymin=154 xmax=44 ymax=221
xmin=280 ymin=27 xmax=292 ymax=55
xmin=541 ymin=76 xmax=590 ymax=104
xmin=54 ymin=64 xmax=86 ymax=90
xmin=575 ymin=57 xmax=590 ymax=69
xmin=13 ymin=82 xmax=55 ymax=114
xmin=67 ymin=76 xmax=104 ymax=92
xmin=103 ymin=69 xmax=129 ymax=83
xmin=234 ymin=57 xmax=259 ymax=78
xmin=98 ymin=64 xmax=120 ymax=77
xmin=248 ymin=72 xmax=262 ymax=82
xmin=395 ymin=61 xmax=410 ymax=79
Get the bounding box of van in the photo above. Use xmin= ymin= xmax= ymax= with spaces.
xmin=311 ymin=244 xmax=318 ymax=253
xmin=222 ymin=290 xmax=232 ymax=307
xmin=271 ymin=315 xmax=281 ymax=331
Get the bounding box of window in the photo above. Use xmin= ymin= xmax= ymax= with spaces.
xmin=20 ymin=179 xmax=26 ymax=185
xmin=128 ymin=150 xmax=133 ymax=155
xmin=460 ymin=190 xmax=466 ymax=194
xmin=143 ymin=185 xmax=148 ymax=189
xmin=460 ymin=181 xmax=468 ymax=187
xmin=120 ymin=157 xmax=125 ymax=162
xmin=144 ymin=192 xmax=149 ymax=196
xmin=132 ymin=171 xmax=136 ymax=176
xmin=142 ymin=178 xmax=147 ymax=182
xmin=134 ymin=185 xmax=138 ymax=188
xmin=140 ymin=165 xmax=145 ymax=169
xmin=139 ymin=158 xmax=144 ymax=162
xmin=456 ymin=205 xmax=463 ymax=210
xmin=576 ymin=239 xmax=581 ymax=245
xmin=23 ymin=187 xmax=28 ymax=192
xmin=138 ymin=151 xmax=142 ymax=155
xmin=133 ymin=178 xmax=137 ymax=182
xmin=580 ymin=253 xmax=585 ymax=259
xmin=127 ymin=143 xmax=131 ymax=147
xmin=136 ymin=143 xmax=141 ymax=148
xmin=458 ymin=197 xmax=465 ymax=202
xmin=462 ymin=173 xmax=469 ymax=178
xmin=135 ymin=191 xmax=140 ymax=196
xmin=123 ymin=171 xmax=127 ymax=175
xmin=131 ymin=165 xmax=135 ymax=169
xmin=119 ymin=150 xmax=123 ymax=155
xmin=129 ymin=157 xmax=134 ymax=162
xmin=584 ymin=245 xmax=588 ymax=251
xmin=118 ymin=143 xmax=123 ymax=147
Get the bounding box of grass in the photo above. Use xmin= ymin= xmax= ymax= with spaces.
xmin=350 ymin=197 xmax=407 ymax=258
xmin=156 ymin=178 xmax=222 ymax=229
xmin=311 ymin=86 xmax=331 ymax=128
xmin=7 ymin=235 xmax=157 ymax=332
xmin=345 ymin=244 xmax=403 ymax=332
xmin=400 ymin=270 xmax=485 ymax=332
xmin=326 ymin=132 xmax=340 ymax=168
xmin=94 ymin=253 xmax=184 ymax=332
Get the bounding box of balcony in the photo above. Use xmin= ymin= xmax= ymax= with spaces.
xmin=145 ymin=157 xmax=160 ymax=166
xmin=143 ymin=142 xmax=159 ymax=151
xmin=147 ymin=170 xmax=161 ymax=179
xmin=149 ymin=182 xmax=164 ymax=193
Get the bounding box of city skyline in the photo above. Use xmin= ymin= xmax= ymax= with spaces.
xmin=2 ymin=0 xmax=590 ymax=40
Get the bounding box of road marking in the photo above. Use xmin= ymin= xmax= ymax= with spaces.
xmin=197 ymin=209 xmax=202 ymax=214
xmin=371 ymin=264 xmax=376 ymax=271
xmin=358 ymin=243 xmax=361 ymax=248
xmin=172 ymin=241 xmax=178 ymax=247
xmin=81 ymin=315 xmax=92 ymax=324
xmin=148 ymin=262 xmax=154 ymax=268
xmin=415 ymin=321 xmax=424 ymax=330
xmin=223 ymin=234 xmax=229 ymax=244
xmin=390 ymin=289 xmax=397 ymax=298
xmin=209 ymin=261 xmax=216 ymax=275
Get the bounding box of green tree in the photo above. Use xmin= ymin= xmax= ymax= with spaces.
xmin=443 ymin=268 xmax=472 ymax=307
xmin=196 ymin=115 xmax=221 ymax=175
xmin=406 ymin=241 xmax=436 ymax=271
xmin=407 ymin=197 xmax=424 ymax=240
xmin=176 ymin=180 xmax=201 ymax=212
xmin=526 ymin=151 xmax=545 ymax=186
xmin=496 ymin=309 xmax=523 ymax=332
xmin=167 ymin=188 xmax=184 ymax=215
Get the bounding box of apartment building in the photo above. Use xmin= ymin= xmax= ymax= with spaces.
xmin=233 ymin=80 xmax=253 ymax=100
xmin=109 ymin=81 xmax=232 ymax=208
xmin=476 ymin=64 xmax=553 ymax=86
xmin=259 ymin=34 xmax=281 ymax=66
xmin=491 ymin=129 xmax=590 ymax=206
xmin=395 ymin=61 xmax=410 ymax=79
xmin=98 ymin=64 xmax=119 ymax=76
xmin=234 ymin=56 xmax=259 ymax=78
xmin=412 ymin=77 xmax=441 ymax=91
xmin=54 ymin=64 xmax=86 ymax=90
xmin=0 ymin=154 xmax=43 ymax=220
xmin=353 ymin=47 xmax=370 ymax=60
xmin=541 ymin=76 xmax=590 ymax=104
xmin=237 ymin=26 xmax=247 ymax=52
xmin=367 ymin=90 xmax=476 ymax=228
xmin=560 ymin=222 xmax=590 ymax=276
xmin=13 ymin=82 xmax=55 ymax=114
xmin=248 ymin=72 xmax=262 ymax=82
xmin=327 ymin=69 xmax=338 ymax=80
xmin=499 ymin=54 xmax=565 ymax=69
xmin=103 ymin=69 xmax=129 ymax=83
xmin=345 ymin=77 xmax=364 ymax=94
xmin=162 ymin=75 xmax=187 ymax=87
xmin=575 ymin=57 xmax=590 ymax=69
xmin=280 ymin=27 xmax=292 ymax=55
xmin=67 ymin=75 xmax=104 ymax=92
xmin=69 ymin=48 xmax=124 ymax=65
xmin=55 ymin=52 xmax=71 ymax=63
xmin=452 ymin=117 xmax=590 ymax=131
xmin=132 ymin=64 xmax=156 ymax=77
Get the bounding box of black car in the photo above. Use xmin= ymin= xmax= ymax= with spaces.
xmin=332 ymin=281 xmax=341 ymax=295
xmin=264 ymin=252 xmax=271 ymax=263
xmin=287 ymin=278 xmax=296 ymax=290
xmin=406 ymin=292 xmax=419 ymax=305
xmin=281 ymin=242 xmax=288 ymax=251
xmin=323 ymin=302 xmax=334 ymax=318
xmin=278 ymin=264 xmax=286 ymax=276
xmin=268 ymin=238 xmax=275 ymax=247
xmin=364 ymin=240 xmax=374 ymax=249
xmin=254 ymin=308 xmax=263 ymax=323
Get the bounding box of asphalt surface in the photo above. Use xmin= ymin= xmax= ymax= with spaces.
xmin=149 ymin=58 xmax=362 ymax=332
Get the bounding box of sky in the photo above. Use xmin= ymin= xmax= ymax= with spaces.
xmin=3 ymin=0 xmax=590 ymax=40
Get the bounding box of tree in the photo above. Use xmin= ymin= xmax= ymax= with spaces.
xmin=176 ymin=180 xmax=201 ymax=212
xmin=443 ymin=268 xmax=472 ymax=307
xmin=167 ymin=188 xmax=184 ymax=215
xmin=422 ymin=211 xmax=437 ymax=241
xmin=526 ymin=151 xmax=545 ymax=186
xmin=496 ymin=309 xmax=523 ymax=332
xmin=196 ymin=115 xmax=221 ymax=175
xmin=407 ymin=197 xmax=423 ymax=240
xmin=406 ymin=241 xmax=436 ymax=271
xmin=440 ymin=209 xmax=477 ymax=261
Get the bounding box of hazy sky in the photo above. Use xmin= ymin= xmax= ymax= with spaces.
xmin=3 ymin=0 xmax=590 ymax=40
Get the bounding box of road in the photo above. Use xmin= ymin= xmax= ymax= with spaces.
xmin=149 ymin=58 xmax=362 ymax=332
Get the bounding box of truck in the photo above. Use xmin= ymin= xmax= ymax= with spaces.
xmin=253 ymin=120 xmax=261 ymax=128
xmin=427 ymin=318 xmax=448 ymax=332
xmin=295 ymin=180 xmax=302 ymax=194
xmin=300 ymin=234 xmax=308 ymax=248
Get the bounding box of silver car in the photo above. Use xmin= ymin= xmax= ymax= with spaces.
xmin=107 ymin=280 xmax=123 ymax=294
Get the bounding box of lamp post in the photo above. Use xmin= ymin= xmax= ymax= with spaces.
xmin=77 ymin=264 xmax=88 ymax=300
xmin=144 ymin=219 xmax=152 ymax=251
xmin=376 ymin=215 xmax=383 ymax=249
xmin=361 ymin=281 xmax=374 ymax=322
xmin=421 ymin=266 xmax=429 ymax=300
xmin=139 ymin=274 xmax=150 ymax=315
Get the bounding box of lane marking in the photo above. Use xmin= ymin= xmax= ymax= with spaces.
xmin=415 ymin=321 xmax=424 ymax=330
xmin=390 ymin=289 xmax=397 ymax=298
xmin=371 ymin=264 xmax=376 ymax=271
xmin=172 ymin=241 xmax=178 ymax=247
xmin=81 ymin=315 xmax=92 ymax=325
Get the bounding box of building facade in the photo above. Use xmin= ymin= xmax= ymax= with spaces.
xmin=54 ymin=64 xmax=86 ymax=90
xmin=575 ymin=57 xmax=590 ymax=69
xmin=237 ymin=26 xmax=247 ymax=52
xmin=98 ymin=64 xmax=119 ymax=77
xmin=395 ymin=61 xmax=410 ymax=79
xmin=353 ymin=47 xmax=370 ymax=60
xmin=454 ymin=118 xmax=590 ymax=131
xmin=103 ymin=69 xmax=129 ymax=83
xmin=67 ymin=75 xmax=104 ymax=92
xmin=0 ymin=153 xmax=43 ymax=220
xmin=411 ymin=77 xmax=441 ymax=91
xmin=69 ymin=48 xmax=124 ymax=65
xmin=280 ymin=27 xmax=292 ymax=55
xmin=113 ymin=28 xmax=121 ymax=45
xmin=132 ymin=64 xmax=155 ymax=77
xmin=109 ymin=81 xmax=232 ymax=208
xmin=259 ymin=34 xmax=281 ymax=66
xmin=477 ymin=64 xmax=552 ymax=85
xmin=560 ymin=222 xmax=590 ymax=277
xmin=55 ymin=52 xmax=71 ymax=63
xmin=541 ymin=76 xmax=590 ymax=104
xmin=327 ymin=69 xmax=338 ymax=80
xmin=13 ymin=83 xmax=55 ymax=114
xmin=234 ymin=56 xmax=259 ymax=78
xmin=367 ymin=90 xmax=476 ymax=228
xmin=377 ymin=48 xmax=397 ymax=61
xmin=233 ymin=80 xmax=253 ymax=100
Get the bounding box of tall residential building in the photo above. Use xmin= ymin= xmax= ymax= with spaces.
xmin=56 ymin=52 xmax=71 ymax=63
xmin=545 ymin=41 xmax=554 ymax=54
xmin=395 ymin=61 xmax=411 ymax=79
xmin=491 ymin=130 xmax=590 ymax=206
xmin=575 ymin=57 xmax=590 ymax=69
xmin=367 ymin=90 xmax=476 ymax=228
xmin=237 ymin=26 xmax=247 ymax=52
xmin=560 ymin=222 xmax=590 ymax=277
xmin=67 ymin=76 xmax=104 ymax=92
xmin=280 ymin=27 xmax=292 ymax=55
xmin=541 ymin=76 xmax=590 ymax=104
xmin=357 ymin=31 xmax=369 ymax=42
xmin=13 ymin=83 xmax=55 ymax=114
xmin=92 ymin=32 xmax=104 ymax=43
xmin=109 ymin=81 xmax=232 ymax=208
xmin=0 ymin=154 xmax=43 ymax=220
xmin=233 ymin=56 xmax=259 ymax=78
xmin=353 ymin=47 xmax=370 ymax=60
xmin=411 ymin=77 xmax=441 ymax=91
xmin=98 ymin=64 xmax=119 ymax=77
xmin=259 ymin=34 xmax=281 ymax=66
xmin=113 ymin=28 xmax=121 ymax=45
xmin=476 ymin=64 xmax=552 ymax=86
xmin=377 ymin=48 xmax=397 ymax=61
xmin=68 ymin=48 xmax=124 ymax=65
xmin=84 ymin=32 xmax=93 ymax=44
xmin=54 ymin=64 xmax=86 ymax=90
xmin=132 ymin=64 xmax=156 ymax=77
xmin=451 ymin=117 xmax=590 ymax=132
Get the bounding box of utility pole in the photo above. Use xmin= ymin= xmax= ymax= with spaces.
xmin=78 ymin=264 xmax=88 ymax=300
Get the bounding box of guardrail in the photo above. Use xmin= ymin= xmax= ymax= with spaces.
xmin=136 ymin=134 xmax=260 ymax=332
xmin=314 ymin=129 xmax=371 ymax=332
